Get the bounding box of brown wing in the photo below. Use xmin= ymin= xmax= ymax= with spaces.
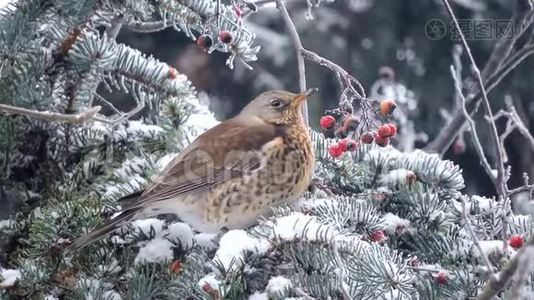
xmin=124 ymin=117 xmax=283 ymax=209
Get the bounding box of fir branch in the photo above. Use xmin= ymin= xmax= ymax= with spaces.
xmin=0 ymin=103 xmax=100 ymax=124
xmin=125 ymin=20 xmax=170 ymax=33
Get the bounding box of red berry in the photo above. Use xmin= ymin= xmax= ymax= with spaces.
xmin=328 ymin=143 xmax=344 ymax=158
xmin=360 ymin=132 xmax=374 ymax=144
xmin=168 ymin=67 xmax=178 ymax=80
xmin=509 ymin=235 xmax=524 ymax=249
xmin=219 ymin=31 xmax=233 ymax=44
xmin=234 ymin=6 xmax=242 ymax=17
xmin=377 ymin=125 xmax=393 ymax=138
xmin=436 ymin=271 xmax=448 ymax=285
xmin=370 ymin=230 xmax=386 ymax=243
xmin=346 ymin=140 xmax=358 ymax=151
xmin=406 ymin=171 xmax=417 ymax=185
xmin=386 ymin=123 xmax=397 ymax=136
xmin=380 ymin=99 xmax=397 ymax=117
xmin=375 ymin=134 xmax=389 ymax=147
xmin=338 ymin=138 xmax=349 ymax=152
xmin=342 ymin=116 xmax=359 ymax=131
xmin=197 ymin=34 xmax=213 ymax=49
xmin=169 ymin=260 xmax=182 ymax=274
xmin=320 ymin=115 xmax=336 ymax=129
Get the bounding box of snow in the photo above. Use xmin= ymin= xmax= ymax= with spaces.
xmin=91 ymin=120 xmax=164 ymax=142
xmin=44 ymin=296 xmax=59 ymax=300
xmin=194 ymin=233 xmax=218 ymax=250
xmin=155 ymin=152 xmax=179 ymax=172
xmin=473 ymin=240 xmax=507 ymax=258
xmin=183 ymin=93 xmax=219 ymax=141
xmin=198 ymin=274 xmax=220 ymax=292
xmin=382 ymin=213 xmax=410 ymax=235
xmin=166 ymin=222 xmax=194 ymax=249
xmin=265 ymin=276 xmax=293 ymax=295
xmin=213 ymin=230 xmax=270 ymax=270
xmin=472 ymin=195 xmax=494 ymax=212
xmin=134 ymin=238 xmax=173 ymax=264
xmin=268 ymin=212 xmax=337 ymax=242
xmin=381 ymin=169 xmax=414 ymax=186
xmin=0 ymin=267 xmax=21 ymax=288
xmin=248 ymin=292 xmax=268 ymax=300
xmin=0 ymin=219 xmax=12 ymax=229
xmin=130 ymin=218 xmax=165 ymax=237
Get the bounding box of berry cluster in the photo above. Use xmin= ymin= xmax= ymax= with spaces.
xmin=328 ymin=138 xmax=359 ymax=158
xmin=320 ymin=99 xmax=398 ymax=158
xmin=196 ymin=30 xmax=234 ymax=51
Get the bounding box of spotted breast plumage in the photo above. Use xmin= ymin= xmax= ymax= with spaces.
xmin=69 ymin=89 xmax=316 ymax=250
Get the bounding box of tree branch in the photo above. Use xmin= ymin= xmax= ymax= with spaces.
xmin=477 ymin=235 xmax=534 ymax=300
xmin=125 ymin=20 xmax=171 ymax=33
xmin=425 ymin=0 xmax=534 ymax=154
xmin=442 ymin=0 xmax=508 ymax=198
xmin=0 ymin=104 xmax=101 ymax=124
xmin=275 ymin=0 xmax=308 ymax=126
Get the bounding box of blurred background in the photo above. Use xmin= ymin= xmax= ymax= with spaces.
xmin=113 ymin=0 xmax=534 ymax=197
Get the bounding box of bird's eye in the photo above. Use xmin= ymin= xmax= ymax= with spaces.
xmin=269 ymin=99 xmax=283 ymax=108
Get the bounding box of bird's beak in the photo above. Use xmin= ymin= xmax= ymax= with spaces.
xmin=292 ymin=88 xmax=318 ymax=107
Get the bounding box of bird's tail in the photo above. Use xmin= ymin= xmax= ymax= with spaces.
xmin=67 ymin=208 xmax=138 ymax=252
xmin=67 ymin=190 xmax=145 ymax=252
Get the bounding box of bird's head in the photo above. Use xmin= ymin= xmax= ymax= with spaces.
xmin=239 ymin=89 xmax=317 ymax=125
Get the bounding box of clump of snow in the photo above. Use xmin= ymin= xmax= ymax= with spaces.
xmin=194 ymin=233 xmax=218 ymax=250
xmin=198 ymin=274 xmax=220 ymax=292
xmin=166 ymin=222 xmax=194 ymax=249
xmin=44 ymin=296 xmax=59 ymax=300
xmin=77 ymin=278 xmax=120 ymax=300
xmin=0 ymin=219 xmax=12 ymax=230
xmin=155 ymin=152 xmax=179 ymax=173
xmin=213 ymin=230 xmax=270 ymax=270
xmin=266 ymin=276 xmax=293 ymax=296
xmin=91 ymin=120 xmax=164 ymax=143
xmin=382 ymin=213 xmax=410 ymax=235
xmin=472 ymin=240 xmax=508 ymax=259
xmin=130 ymin=218 xmax=165 ymax=237
xmin=471 ymin=195 xmax=494 ymax=212
xmin=268 ymin=212 xmax=337 ymax=242
xmin=381 ymin=169 xmax=414 ymax=186
xmin=97 ymin=258 xmax=121 ymax=275
xmin=0 ymin=267 xmax=21 ymax=288
xmin=248 ymin=292 xmax=268 ymax=300
xmin=134 ymin=238 xmax=173 ymax=264
xmin=183 ymin=93 xmax=219 ymax=141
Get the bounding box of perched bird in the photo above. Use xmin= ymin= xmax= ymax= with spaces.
xmin=70 ymin=89 xmax=316 ymax=250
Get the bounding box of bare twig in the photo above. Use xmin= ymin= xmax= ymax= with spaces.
xmin=477 ymin=235 xmax=534 ymax=300
xmin=442 ymin=0 xmax=508 ymax=199
xmin=460 ymin=196 xmax=496 ymax=277
xmin=125 ymin=20 xmax=171 ymax=33
xmin=275 ymin=0 xmax=308 ymax=126
xmin=450 ymin=65 xmax=495 ymax=182
xmin=426 ymin=0 xmax=534 ymax=154
xmin=0 ymin=104 xmax=101 ymax=124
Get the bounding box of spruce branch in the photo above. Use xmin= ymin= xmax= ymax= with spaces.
xmin=126 ymin=20 xmax=171 ymax=33
xmin=441 ymin=0 xmax=508 ymax=199
xmin=0 ymin=104 xmax=101 ymax=124
xmin=460 ymin=196 xmax=496 ymax=278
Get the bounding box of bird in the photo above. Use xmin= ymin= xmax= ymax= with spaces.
xmin=69 ymin=89 xmax=317 ymax=250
